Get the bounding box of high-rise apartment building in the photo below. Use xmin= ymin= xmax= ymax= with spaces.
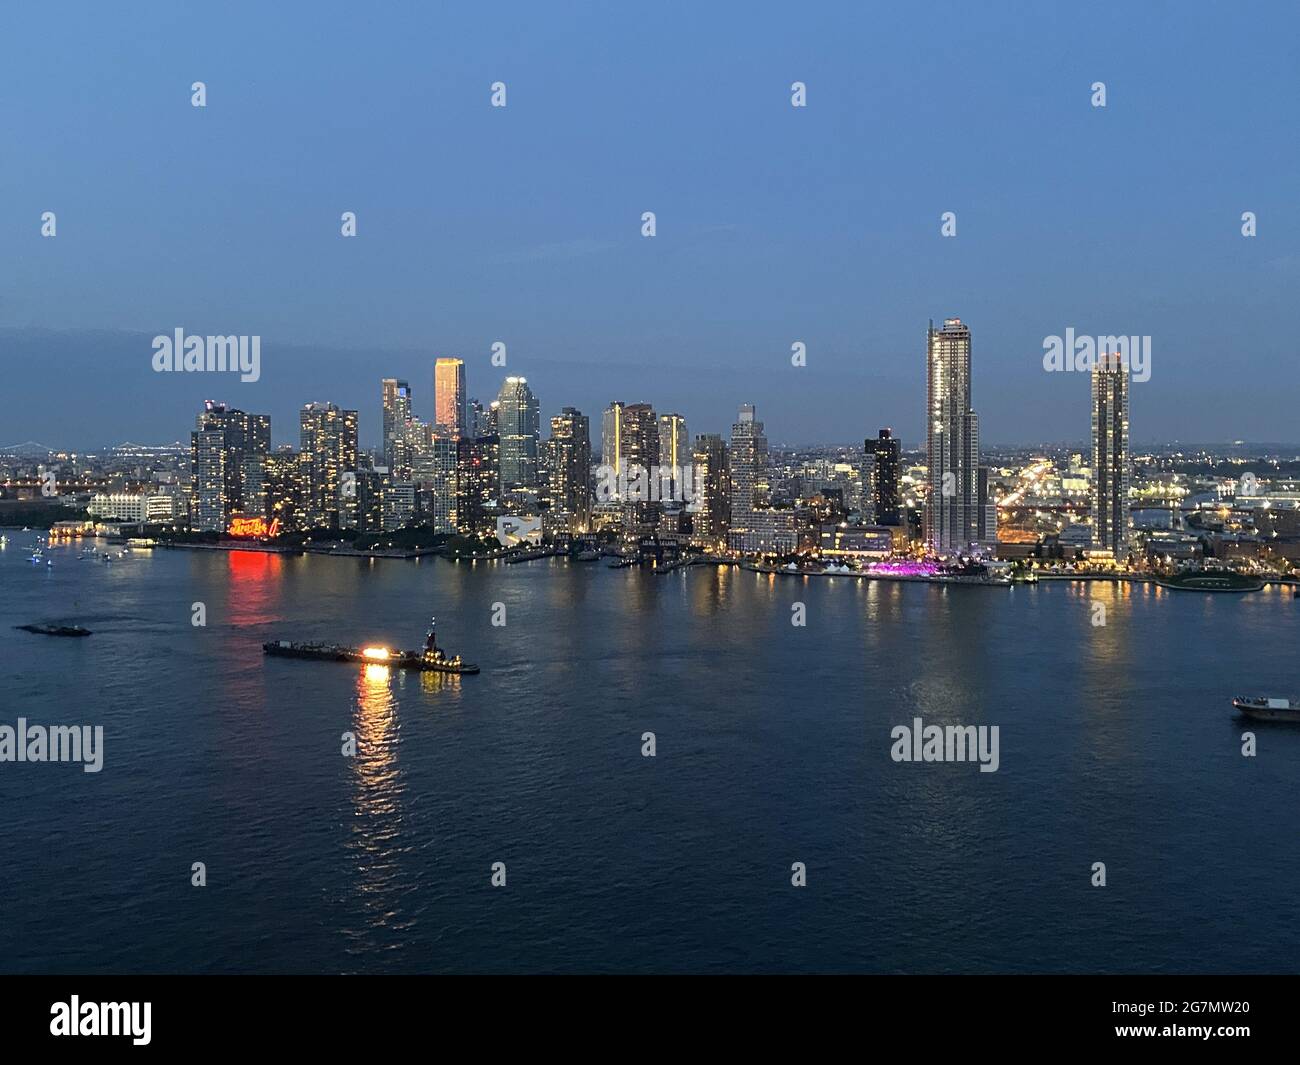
xmin=925 ymin=319 xmax=989 ymax=552
xmin=456 ymin=434 xmax=500 ymax=536
xmin=621 ymin=402 xmax=659 ymax=526
xmin=381 ymin=378 xmax=413 ymax=477
xmin=602 ymin=401 xmax=625 ymax=476
xmin=1091 ymin=353 xmax=1130 ymax=558
xmin=658 ymin=413 xmax=689 ymax=471
xmin=188 ymin=401 xmax=269 ymax=531
xmin=691 ymin=433 xmax=731 ymax=546
xmin=299 ymin=402 xmax=359 ymax=530
xmin=549 ymin=408 xmax=592 ymax=533
xmin=729 ymin=403 xmax=767 ymax=530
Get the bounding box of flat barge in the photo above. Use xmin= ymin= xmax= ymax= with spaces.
xmin=263 ymin=617 xmax=479 ymax=674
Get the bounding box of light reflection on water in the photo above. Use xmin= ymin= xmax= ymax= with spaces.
xmin=344 ymin=662 xmax=415 ymax=955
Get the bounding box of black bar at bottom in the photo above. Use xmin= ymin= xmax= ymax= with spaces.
xmin=0 ymin=975 xmax=1288 ymax=1051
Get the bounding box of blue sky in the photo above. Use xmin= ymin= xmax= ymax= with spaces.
xmin=1 ymin=0 xmax=1296 ymax=448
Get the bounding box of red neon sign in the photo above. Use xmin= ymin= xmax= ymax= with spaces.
xmin=228 ymin=516 xmax=280 ymax=538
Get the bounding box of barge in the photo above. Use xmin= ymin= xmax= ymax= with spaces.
xmin=263 ymin=617 xmax=479 ymax=674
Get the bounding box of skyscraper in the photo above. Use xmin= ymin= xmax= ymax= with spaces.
xmin=692 ymin=433 xmax=731 ymax=545
xmin=424 ymin=435 xmax=460 ymax=533
xmin=434 ymin=358 xmax=467 ymax=436
xmin=925 ymin=318 xmax=987 ymax=552
xmin=729 ymin=404 xmax=767 ymax=525
xmin=658 ymin=413 xmax=689 ymax=471
xmin=496 ymin=377 xmax=540 ymax=490
xmin=602 ymin=401 xmax=625 ymax=475
xmin=1091 ymin=353 xmax=1130 ymax=559
xmin=621 ymin=402 xmax=659 ymax=526
xmin=381 ymin=378 xmax=413 ymax=477
xmin=299 ymin=402 xmax=359 ymax=530
xmin=456 ymin=433 xmax=500 ymax=536
xmin=189 ymin=427 xmax=227 ymax=532
xmin=549 ymin=408 xmax=592 ymax=533
xmin=188 ymin=401 xmax=269 ymax=531
xmin=867 ymin=428 xmax=902 ymax=526
xmin=726 ymin=406 xmax=795 ymax=553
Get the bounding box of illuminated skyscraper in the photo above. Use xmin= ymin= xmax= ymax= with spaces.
xmin=434 ymin=358 xmax=467 ymax=436
xmin=621 ymin=402 xmax=659 ymax=526
xmin=691 ymin=433 xmax=731 ymax=545
xmin=728 ymin=404 xmax=767 ymax=536
xmin=549 ymin=408 xmax=592 ymax=533
xmin=602 ymin=401 xmax=625 ymax=478
xmin=188 ymin=401 xmax=269 ymax=531
xmin=1091 ymin=353 xmax=1130 ymax=559
xmin=658 ymin=413 xmax=689 ymax=471
xmin=381 ymin=378 xmax=413 ymax=477
xmin=299 ymin=402 xmax=359 ymax=530
xmin=189 ymin=428 xmax=227 ymax=532
xmin=925 ymin=319 xmax=988 ymax=552
xmin=424 ymin=435 xmax=460 ymax=533
xmin=496 ymin=377 xmax=539 ymax=489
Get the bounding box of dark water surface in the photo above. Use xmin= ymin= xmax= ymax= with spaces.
xmin=1 ymin=532 xmax=1297 ymax=973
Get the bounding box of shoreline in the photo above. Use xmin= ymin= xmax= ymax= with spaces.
xmin=13 ymin=532 xmax=1298 ymax=592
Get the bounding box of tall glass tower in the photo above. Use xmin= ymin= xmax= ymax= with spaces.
xmin=496 ymin=376 xmax=539 ymax=489
xmin=434 ymin=358 xmax=466 ymax=436
xmin=925 ymin=319 xmax=986 ymax=553
xmin=1091 ymin=353 xmax=1130 ymax=559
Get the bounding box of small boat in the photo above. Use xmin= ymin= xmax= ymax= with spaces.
xmin=1232 ymin=696 xmax=1300 ymax=722
xmin=574 ymin=549 xmax=600 ymax=561
xmin=16 ymin=624 xmax=92 ymax=637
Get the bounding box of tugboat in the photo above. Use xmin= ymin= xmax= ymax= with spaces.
xmin=1232 ymin=696 xmax=1300 ymax=722
xmin=263 ymin=617 xmax=479 ymax=674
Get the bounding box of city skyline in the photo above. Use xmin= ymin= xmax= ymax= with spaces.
xmin=3 ymin=4 xmax=1297 ymax=448
xmin=3 ymin=2 xmax=1299 ymax=998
